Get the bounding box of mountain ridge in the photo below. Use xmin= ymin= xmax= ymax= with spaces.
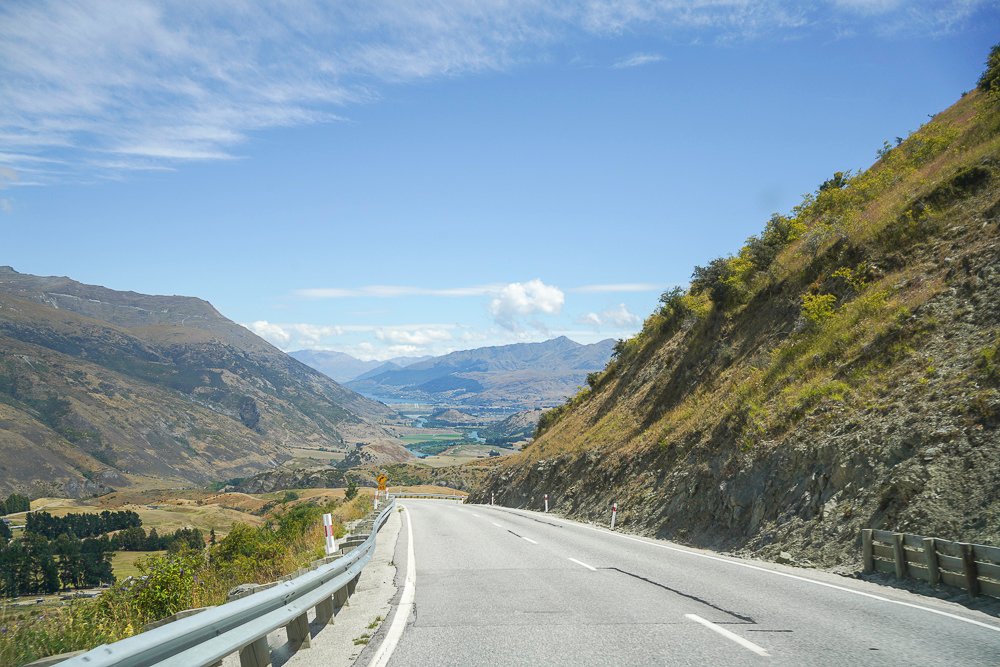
xmin=345 ymin=336 xmax=616 ymax=408
xmin=0 ymin=268 xmax=407 ymax=498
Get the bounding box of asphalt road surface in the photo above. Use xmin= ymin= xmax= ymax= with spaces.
xmin=383 ymin=500 xmax=1000 ymax=666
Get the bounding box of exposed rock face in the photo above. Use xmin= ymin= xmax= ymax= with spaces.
xmin=472 ymin=89 xmax=1000 ymax=568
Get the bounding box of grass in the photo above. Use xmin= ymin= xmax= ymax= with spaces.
xmin=1 ymin=493 xmax=376 ymax=666
xmin=111 ymin=551 xmax=167 ymax=579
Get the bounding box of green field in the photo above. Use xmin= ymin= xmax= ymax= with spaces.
xmin=111 ymin=550 xmax=167 ymax=579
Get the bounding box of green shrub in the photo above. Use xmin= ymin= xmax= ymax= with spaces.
xmin=801 ymin=293 xmax=837 ymax=326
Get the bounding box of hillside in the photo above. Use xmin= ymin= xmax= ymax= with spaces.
xmin=346 ymin=336 xmax=615 ymax=408
xmin=473 ymin=67 xmax=1000 ymax=568
xmin=0 ymin=269 xmax=406 ymax=498
xmin=479 ymin=409 xmax=543 ymax=445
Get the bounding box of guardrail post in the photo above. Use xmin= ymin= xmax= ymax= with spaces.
xmin=960 ymin=543 xmax=980 ymax=599
xmin=922 ymin=538 xmax=939 ymax=586
xmin=892 ymin=532 xmax=906 ymax=579
xmin=861 ymin=529 xmax=873 ymax=573
xmin=286 ymin=612 xmax=311 ymax=650
xmin=334 ymin=584 xmax=350 ymax=609
xmin=316 ymin=595 xmax=335 ymax=624
xmin=347 ymin=572 xmax=360 ymax=596
xmin=239 ymin=636 xmax=271 ymax=667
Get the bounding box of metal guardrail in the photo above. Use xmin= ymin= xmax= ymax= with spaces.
xmin=390 ymin=493 xmax=464 ymax=500
xmin=862 ymin=528 xmax=1000 ymax=600
xmin=55 ymin=498 xmax=397 ymax=667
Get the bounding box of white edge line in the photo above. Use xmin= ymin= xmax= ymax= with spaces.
xmin=368 ymin=505 xmax=415 ymax=667
xmin=568 ymin=557 xmax=597 ymax=571
xmin=686 ymin=613 xmax=770 ymax=657
xmin=479 ymin=506 xmax=1000 ymax=634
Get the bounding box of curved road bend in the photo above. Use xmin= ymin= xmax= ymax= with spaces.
xmin=383 ymin=500 xmax=1000 ymax=666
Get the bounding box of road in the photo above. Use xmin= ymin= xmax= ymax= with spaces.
xmin=381 ymin=500 xmax=1000 ymax=666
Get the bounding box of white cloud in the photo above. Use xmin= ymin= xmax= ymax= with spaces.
xmin=1 ymin=1 xmax=988 ymax=183
xmin=578 ymin=303 xmax=641 ymax=329
xmin=489 ymin=279 xmax=564 ymax=330
xmin=612 ymin=52 xmax=664 ymax=69
xmin=0 ymin=198 xmax=11 ymax=214
xmin=246 ymin=320 xmax=291 ymax=346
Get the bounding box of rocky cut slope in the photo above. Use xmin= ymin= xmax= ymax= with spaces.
xmin=0 ymin=269 xmax=404 ymax=498
xmin=473 ymin=55 xmax=1000 ymax=568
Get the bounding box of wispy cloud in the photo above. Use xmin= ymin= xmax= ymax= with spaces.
xmin=612 ymin=52 xmax=664 ymax=69
xmin=1 ymin=1 xmax=989 ymax=183
xmin=577 ymin=303 xmax=641 ymax=329
xmin=295 ymin=284 xmax=501 ymax=299
xmin=570 ymin=283 xmax=661 ymax=293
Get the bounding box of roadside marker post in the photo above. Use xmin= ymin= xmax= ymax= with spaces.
xmin=611 ymin=502 xmax=618 ymax=530
xmin=322 ymin=513 xmax=337 ymax=555
xmin=544 ymin=494 xmax=549 ymax=513
xmin=491 ymin=493 xmax=494 ymax=506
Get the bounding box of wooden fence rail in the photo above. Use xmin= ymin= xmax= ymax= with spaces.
xmin=861 ymin=529 xmax=1000 ymax=600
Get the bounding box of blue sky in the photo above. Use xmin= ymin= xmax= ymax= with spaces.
xmin=1 ymin=1 xmax=997 ymax=360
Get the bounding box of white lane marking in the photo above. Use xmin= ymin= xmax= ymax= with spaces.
xmin=522 ymin=536 xmax=538 ymax=545
xmin=470 ymin=512 xmax=482 ymax=517
xmin=491 ymin=521 xmax=503 ymax=528
xmin=568 ymin=557 xmax=597 ymax=571
xmin=686 ymin=614 xmax=770 ymax=657
xmin=368 ymin=505 xmax=415 ymax=667
xmin=480 ymin=506 xmax=1000 ymax=634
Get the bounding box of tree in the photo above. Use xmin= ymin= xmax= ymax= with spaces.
xmin=0 ymin=520 xmax=11 ymax=542
xmin=55 ymin=533 xmax=85 ymax=589
xmin=978 ymin=42 xmax=1000 ymax=95
xmin=345 ymin=480 xmax=359 ymax=501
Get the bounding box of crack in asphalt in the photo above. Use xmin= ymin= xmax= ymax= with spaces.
xmin=491 ymin=507 xmax=563 ymax=528
xmin=604 ymin=567 xmax=756 ymax=624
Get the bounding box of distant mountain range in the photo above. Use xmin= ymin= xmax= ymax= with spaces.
xmin=289 ymin=350 xmax=431 ymax=383
xmin=0 ymin=267 xmax=407 ymax=498
xmin=321 ymin=336 xmax=617 ymax=408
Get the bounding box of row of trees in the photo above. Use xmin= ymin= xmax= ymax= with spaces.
xmin=0 ymin=533 xmax=114 ymax=597
xmin=26 ymin=510 xmax=142 ymax=540
xmin=112 ymin=526 xmax=205 ymax=552
xmin=2 ymin=493 xmax=30 ymax=515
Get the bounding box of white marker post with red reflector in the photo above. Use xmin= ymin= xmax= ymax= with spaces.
xmin=611 ymin=502 xmax=618 ymax=530
xmin=323 ymin=513 xmax=337 ymax=555
xmin=544 ymin=494 xmax=549 ymax=513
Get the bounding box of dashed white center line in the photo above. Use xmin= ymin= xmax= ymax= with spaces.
xmin=491 ymin=521 xmax=503 ymax=528
xmin=470 ymin=512 xmax=482 ymax=517
xmin=568 ymin=557 xmax=597 ymax=571
xmin=685 ymin=614 xmax=770 ymax=657
xmin=522 ymin=536 xmax=538 ymax=545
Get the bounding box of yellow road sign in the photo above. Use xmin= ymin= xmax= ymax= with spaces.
xmin=377 ymin=474 xmax=388 ymax=491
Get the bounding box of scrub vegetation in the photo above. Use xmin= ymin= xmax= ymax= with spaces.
xmin=479 ymin=47 xmax=1000 ymax=568
xmin=0 ymin=494 xmax=372 ymax=666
